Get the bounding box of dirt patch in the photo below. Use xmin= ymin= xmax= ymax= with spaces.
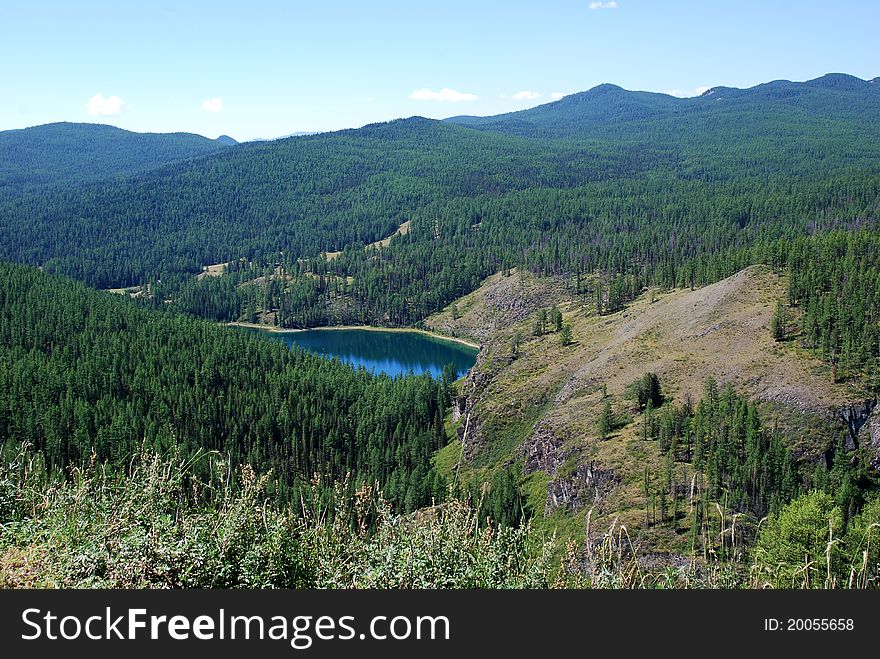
xmin=322 ymin=221 xmax=412 ymax=261
xmin=105 ymin=285 xmax=145 ymax=298
xmin=367 ymin=220 xmax=411 ymax=250
xmin=195 ymin=262 xmax=230 ymax=280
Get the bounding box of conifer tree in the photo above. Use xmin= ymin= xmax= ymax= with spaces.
xmin=560 ymin=322 xmax=573 ymax=346
xmin=771 ymin=300 xmax=786 ymax=341
xmin=551 ymin=307 xmax=563 ymax=332
xmin=597 ymin=401 xmax=613 ymax=440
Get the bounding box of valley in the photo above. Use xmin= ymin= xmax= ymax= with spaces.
xmin=1 ymin=73 xmax=879 ymax=589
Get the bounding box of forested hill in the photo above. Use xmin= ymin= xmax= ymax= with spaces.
xmin=447 ymin=73 xmax=880 ymax=141
xmin=0 ymin=117 xmax=661 ymax=287
xmin=0 ymin=122 xmax=234 ymax=195
xmin=0 ymin=74 xmax=878 ymax=325
xmin=0 ymin=262 xmax=451 ymax=512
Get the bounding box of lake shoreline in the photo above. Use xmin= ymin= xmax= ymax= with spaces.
xmin=226 ymin=321 xmax=481 ymax=349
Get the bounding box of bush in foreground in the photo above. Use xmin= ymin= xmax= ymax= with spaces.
xmin=0 ymin=448 xmax=554 ymax=588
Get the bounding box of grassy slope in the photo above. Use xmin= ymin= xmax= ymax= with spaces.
xmin=428 ymin=265 xmax=860 ymax=555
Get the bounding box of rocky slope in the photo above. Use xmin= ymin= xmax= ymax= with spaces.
xmin=428 ymin=265 xmax=877 ymax=554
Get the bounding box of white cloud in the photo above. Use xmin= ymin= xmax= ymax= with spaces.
xmin=85 ymin=93 xmax=129 ymax=116
xmin=512 ymin=90 xmax=541 ymax=101
xmin=200 ymin=97 xmax=224 ymax=112
xmin=408 ymin=88 xmax=479 ymax=102
xmin=550 ymin=91 xmax=566 ymax=101
xmin=666 ymin=85 xmax=710 ymax=98
xmin=589 ymin=1 xmax=618 ymax=9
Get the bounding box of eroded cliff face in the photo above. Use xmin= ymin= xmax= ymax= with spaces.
xmin=520 ymin=422 xmax=619 ymax=514
xmin=438 ymin=271 xmax=571 ymax=464
xmin=838 ymin=397 xmax=880 ymax=467
xmin=867 ymin=412 xmax=880 ymax=470
xmin=454 ymin=348 xmax=503 ymax=463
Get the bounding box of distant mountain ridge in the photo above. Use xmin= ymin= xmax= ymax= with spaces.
xmin=0 ymin=122 xmax=234 ymax=195
xmin=248 ymin=131 xmax=321 ymax=142
xmin=446 ymin=73 xmax=880 ymax=138
xmin=1 ymin=72 xmax=878 ymax=294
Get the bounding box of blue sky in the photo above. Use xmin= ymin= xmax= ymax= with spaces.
xmin=2 ymin=0 xmax=878 ymax=141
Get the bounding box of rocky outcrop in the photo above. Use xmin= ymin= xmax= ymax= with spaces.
xmin=429 ymin=270 xmax=567 ymax=344
xmin=456 ymin=398 xmax=485 ymax=464
xmin=522 ymin=422 xmax=562 ymax=474
xmin=456 ymin=348 xmax=510 ymax=462
xmin=481 ymin=275 xmax=563 ymax=331
xmin=832 ymin=396 xmax=880 ymax=469
xmin=520 ymin=422 xmax=619 ymax=514
xmin=838 ymin=397 xmax=876 ymax=449
xmin=546 ymin=460 xmax=620 ymax=514
xmin=866 ymin=412 xmax=880 ymax=470
xmin=451 ymin=396 xmax=466 ymax=423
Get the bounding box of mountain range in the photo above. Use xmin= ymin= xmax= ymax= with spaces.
xmin=1 ymin=73 xmax=878 ymax=291
xmin=1 ymin=73 xmax=879 ymax=580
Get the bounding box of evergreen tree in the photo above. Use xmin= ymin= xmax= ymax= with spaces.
xmin=551 ymin=307 xmax=563 ymax=332
xmin=597 ymin=400 xmax=613 ymax=440
xmin=560 ymin=322 xmax=573 ymax=346
xmin=771 ymin=300 xmax=787 ymax=341
xmin=510 ymin=332 xmax=522 ymax=359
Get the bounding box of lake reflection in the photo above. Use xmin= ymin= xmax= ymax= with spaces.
xmin=247 ymin=328 xmax=478 ymax=379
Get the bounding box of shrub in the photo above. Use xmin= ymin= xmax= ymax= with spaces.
xmin=0 ymin=449 xmax=554 ymax=589
xmin=844 ymin=497 xmax=880 ymax=588
xmin=751 ymin=491 xmax=845 ymax=588
xmin=625 ymin=373 xmax=663 ymax=410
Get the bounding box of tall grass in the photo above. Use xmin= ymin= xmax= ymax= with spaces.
xmin=1 ymin=449 xmax=877 ymax=589
xmin=0 ymin=447 xmax=555 ymax=588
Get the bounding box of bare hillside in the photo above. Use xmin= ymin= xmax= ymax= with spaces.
xmin=429 ymin=266 xmax=873 ymax=554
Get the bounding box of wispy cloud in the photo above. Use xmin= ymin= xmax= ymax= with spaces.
xmin=408 ymin=88 xmax=479 ymax=102
xmin=85 ymin=93 xmax=129 ymax=116
xmin=511 ymin=90 xmax=541 ymax=101
xmin=589 ymin=1 xmax=618 ymax=9
xmin=666 ymin=85 xmax=710 ymax=98
xmin=550 ymin=92 xmax=566 ymax=101
xmin=200 ymin=97 xmax=224 ymax=112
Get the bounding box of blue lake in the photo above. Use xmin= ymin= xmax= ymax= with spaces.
xmin=246 ymin=327 xmax=479 ymax=379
